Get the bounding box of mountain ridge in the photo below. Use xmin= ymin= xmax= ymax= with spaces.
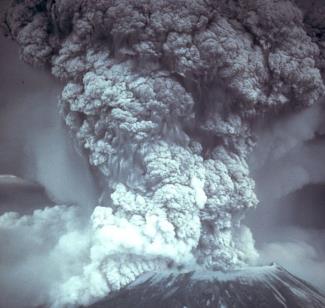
xmin=87 ymin=264 xmax=325 ymax=308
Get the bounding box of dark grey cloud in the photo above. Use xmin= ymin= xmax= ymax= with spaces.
xmin=0 ymin=0 xmax=325 ymax=306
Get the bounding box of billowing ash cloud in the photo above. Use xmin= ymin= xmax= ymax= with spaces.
xmin=1 ymin=0 xmax=325 ymax=306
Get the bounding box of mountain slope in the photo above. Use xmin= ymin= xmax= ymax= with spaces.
xmin=88 ymin=264 xmax=325 ymax=308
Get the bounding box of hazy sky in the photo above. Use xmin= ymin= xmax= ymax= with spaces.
xmin=0 ymin=33 xmax=98 ymax=209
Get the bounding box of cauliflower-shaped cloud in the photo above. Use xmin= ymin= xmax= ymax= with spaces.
xmin=2 ymin=0 xmax=325 ymax=306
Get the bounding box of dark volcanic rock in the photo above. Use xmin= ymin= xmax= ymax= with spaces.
xmin=88 ymin=264 xmax=325 ymax=308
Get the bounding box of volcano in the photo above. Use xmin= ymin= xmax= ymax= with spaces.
xmin=88 ymin=264 xmax=325 ymax=308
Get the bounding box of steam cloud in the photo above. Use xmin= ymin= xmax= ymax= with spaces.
xmin=1 ymin=0 xmax=325 ymax=306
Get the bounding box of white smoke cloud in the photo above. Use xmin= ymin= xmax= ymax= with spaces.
xmin=1 ymin=0 xmax=325 ymax=306
xmin=0 ymin=206 xmax=90 ymax=308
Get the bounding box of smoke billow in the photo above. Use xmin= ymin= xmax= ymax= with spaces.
xmin=1 ymin=0 xmax=325 ymax=306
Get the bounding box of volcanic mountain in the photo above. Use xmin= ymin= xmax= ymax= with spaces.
xmin=88 ymin=264 xmax=325 ymax=308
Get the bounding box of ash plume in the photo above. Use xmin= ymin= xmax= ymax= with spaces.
xmin=1 ymin=0 xmax=325 ymax=306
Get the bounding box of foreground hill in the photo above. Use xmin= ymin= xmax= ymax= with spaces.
xmin=88 ymin=264 xmax=325 ymax=308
